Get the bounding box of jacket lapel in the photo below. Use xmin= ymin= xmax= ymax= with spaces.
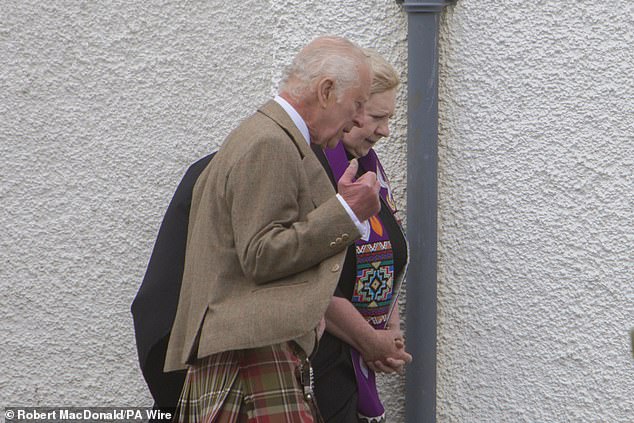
xmin=258 ymin=100 xmax=335 ymax=207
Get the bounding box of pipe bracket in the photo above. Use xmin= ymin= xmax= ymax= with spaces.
xmin=398 ymin=0 xmax=457 ymax=13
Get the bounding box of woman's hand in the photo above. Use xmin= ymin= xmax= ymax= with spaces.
xmin=324 ymin=296 xmax=412 ymax=374
xmin=364 ymin=329 xmax=412 ymax=374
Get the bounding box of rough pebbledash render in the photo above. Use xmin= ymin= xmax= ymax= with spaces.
xmin=1 ymin=1 xmax=632 ymax=422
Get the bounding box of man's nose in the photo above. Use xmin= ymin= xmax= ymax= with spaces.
xmin=353 ymin=105 xmax=365 ymax=128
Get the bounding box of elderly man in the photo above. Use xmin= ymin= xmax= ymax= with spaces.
xmin=164 ymin=36 xmax=379 ymax=422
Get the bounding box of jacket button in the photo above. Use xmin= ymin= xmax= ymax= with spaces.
xmin=331 ymin=264 xmax=340 ymax=272
xmin=342 ymin=233 xmax=349 ymax=241
xmin=329 ymin=241 xmax=336 ymax=248
xmin=335 ymin=237 xmax=342 ymax=244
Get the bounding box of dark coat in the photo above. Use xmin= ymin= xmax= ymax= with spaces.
xmin=131 ymin=152 xmax=215 ymax=410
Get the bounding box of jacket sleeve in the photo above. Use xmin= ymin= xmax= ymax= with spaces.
xmin=225 ymin=136 xmax=360 ymax=284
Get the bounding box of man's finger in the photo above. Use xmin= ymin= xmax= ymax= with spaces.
xmin=373 ymin=177 xmax=381 ymax=193
xmin=339 ymin=158 xmax=359 ymax=183
xmin=357 ymin=170 xmax=377 ymax=183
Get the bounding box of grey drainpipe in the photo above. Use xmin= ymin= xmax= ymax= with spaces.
xmin=398 ymin=1 xmax=456 ymax=422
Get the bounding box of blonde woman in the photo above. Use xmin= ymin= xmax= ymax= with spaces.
xmin=312 ymin=50 xmax=412 ymax=423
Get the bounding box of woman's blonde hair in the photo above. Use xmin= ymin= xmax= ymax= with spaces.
xmin=365 ymin=48 xmax=400 ymax=95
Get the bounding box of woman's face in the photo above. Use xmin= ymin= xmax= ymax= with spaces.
xmin=341 ymin=88 xmax=396 ymax=158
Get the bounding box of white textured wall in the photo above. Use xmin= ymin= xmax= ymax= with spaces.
xmin=3 ymin=0 xmax=632 ymax=422
xmin=437 ymin=1 xmax=634 ymax=421
xmin=0 ymin=0 xmax=409 ymax=420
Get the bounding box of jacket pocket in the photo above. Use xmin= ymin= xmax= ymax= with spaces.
xmin=250 ymin=279 xmax=309 ymax=293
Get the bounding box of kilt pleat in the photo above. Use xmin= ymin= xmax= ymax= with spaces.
xmin=174 ymin=342 xmax=316 ymax=423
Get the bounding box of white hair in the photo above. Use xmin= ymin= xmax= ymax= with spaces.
xmin=280 ymin=36 xmax=368 ymax=101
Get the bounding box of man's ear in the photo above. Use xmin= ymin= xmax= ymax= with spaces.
xmin=316 ymin=77 xmax=336 ymax=108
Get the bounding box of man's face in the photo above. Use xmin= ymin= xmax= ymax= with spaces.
xmin=342 ymin=88 xmax=396 ymax=158
xmin=311 ymin=64 xmax=371 ymax=148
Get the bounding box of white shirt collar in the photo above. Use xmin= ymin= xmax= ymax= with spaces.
xmin=273 ymin=95 xmax=310 ymax=145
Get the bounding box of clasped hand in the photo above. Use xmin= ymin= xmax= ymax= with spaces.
xmin=362 ymin=327 xmax=412 ymax=375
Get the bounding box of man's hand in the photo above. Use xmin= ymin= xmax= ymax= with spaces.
xmin=337 ymin=159 xmax=381 ymax=222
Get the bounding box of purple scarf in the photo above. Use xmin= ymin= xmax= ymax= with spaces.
xmin=324 ymin=141 xmax=398 ymax=423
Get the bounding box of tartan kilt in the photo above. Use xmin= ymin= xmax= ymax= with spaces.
xmin=174 ymin=342 xmax=321 ymax=423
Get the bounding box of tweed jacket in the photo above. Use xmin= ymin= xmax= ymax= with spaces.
xmin=164 ymin=100 xmax=361 ymax=371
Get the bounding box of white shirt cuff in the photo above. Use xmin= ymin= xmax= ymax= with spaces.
xmin=336 ymin=193 xmax=371 ymax=241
